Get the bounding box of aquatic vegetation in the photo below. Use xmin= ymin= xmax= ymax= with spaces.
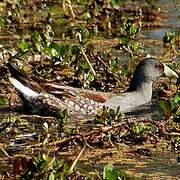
xmin=103 ymin=163 xmax=128 ymax=180
xmin=0 ymin=0 xmax=179 ymax=179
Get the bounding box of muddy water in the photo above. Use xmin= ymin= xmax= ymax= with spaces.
xmin=141 ymin=0 xmax=180 ymax=61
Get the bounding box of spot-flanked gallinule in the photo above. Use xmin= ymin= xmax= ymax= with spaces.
xmin=5 ymin=58 xmax=178 ymax=116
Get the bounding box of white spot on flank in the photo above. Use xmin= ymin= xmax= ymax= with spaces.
xmin=74 ymin=104 xmax=80 ymax=111
xmin=64 ymin=98 xmax=69 ymax=103
xmin=9 ymin=77 xmax=39 ymax=97
xmin=80 ymin=108 xmax=86 ymax=113
xmin=83 ymin=104 xmax=88 ymax=109
xmin=90 ymin=109 xmax=96 ymax=114
xmin=69 ymin=100 xmax=75 ymax=106
xmin=98 ymin=104 xmax=103 ymax=109
xmin=76 ymin=96 xmax=81 ymax=100
xmin=43 ymin=93 xmax=50 ymax=98
xmin=67 ymin=103 xmax=72 ymax=108
xmin=98 ymin=102 xmax=103 ymax=106
xmin=95 ymin=101 xmax=100 ymax=105
xmin=88 ymin=105 xmax=94 ymax=110
xmin=90 ymin=99 xmax=95 ymax=104
xmin=80 ymin=99 xmax=85 ymax=104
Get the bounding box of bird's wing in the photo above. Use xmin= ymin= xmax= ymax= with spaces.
xmin=42 ymin=83 xmax=113 ymax=103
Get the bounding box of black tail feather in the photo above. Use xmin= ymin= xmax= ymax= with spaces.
xmin=6 ymin=62 xmax=30 ymax=84
xmin=6 ymin=62 xmax=43 ymax=93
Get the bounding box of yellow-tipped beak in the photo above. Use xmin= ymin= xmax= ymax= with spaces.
xmin=163 ymin=63 xmax=179 ymax=78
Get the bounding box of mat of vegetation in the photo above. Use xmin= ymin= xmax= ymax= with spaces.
xmin=0 ymin=0 xmax=179 ymax=179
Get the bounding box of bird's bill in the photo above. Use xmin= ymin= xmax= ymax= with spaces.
xmin=163 ymin=63 xmax=179 ymax=78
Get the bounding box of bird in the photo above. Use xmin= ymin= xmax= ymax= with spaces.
xmin=5 ymin=58 xmax=179 ymax=117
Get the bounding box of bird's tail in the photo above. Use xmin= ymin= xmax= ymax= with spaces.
xmin=6 ymin=62 xmax=41 ymax=98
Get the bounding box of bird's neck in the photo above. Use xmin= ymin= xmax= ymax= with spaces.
xmin=126 ymin=79 xmax=153 ymax=102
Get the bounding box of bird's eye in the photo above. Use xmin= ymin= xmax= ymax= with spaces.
xmin=155 ymin=63 xmax=163 ymax=69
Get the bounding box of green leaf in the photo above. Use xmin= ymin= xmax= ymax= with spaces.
xmin=0 ymin=17 xmax=5 ymax=27
xmin=130 ymin=42 xmax=140 ymax=51
xmin=18 ymin=39 xmax=31 ymax=52
xmin=176 ymin=108 xmax=180 ymax=115
xmin=57 ymin=109 xmax=68 ymax=125
xmin=42 ymin=154 xmax=48 ymax=161
xmin=49 ymin=172 xmax=54 ymax=180
xmin=159 ymin=100 xmax=172 ymax=117
xmin=51 ymin=48 xmax=58 ymax=57
xmin=132 ymin=124 xmax=144 ymax=135
xmin=171 ymin=93 xmax=180 ymax=115
xmin=103 ymin=164 xmax=126 ymax=180
xmin=130 ymin=25 xmax=139 ymax=35
xmin=71 ymin=45 xmax=80 ymax=55
xmin=83 ymin=11 xmax=91 ymax=20
xmin=48 ymin=43 xmax=69 ymax=58
xmin=174 ymin=93 xmax=180 ymax=104
xmin=163 ymin=32 xmax=176 ymax=44
xmin=32 ymin=31 xmax=42 ymax=42
xmin=0 ymin=97 xmax=6 ymax=107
